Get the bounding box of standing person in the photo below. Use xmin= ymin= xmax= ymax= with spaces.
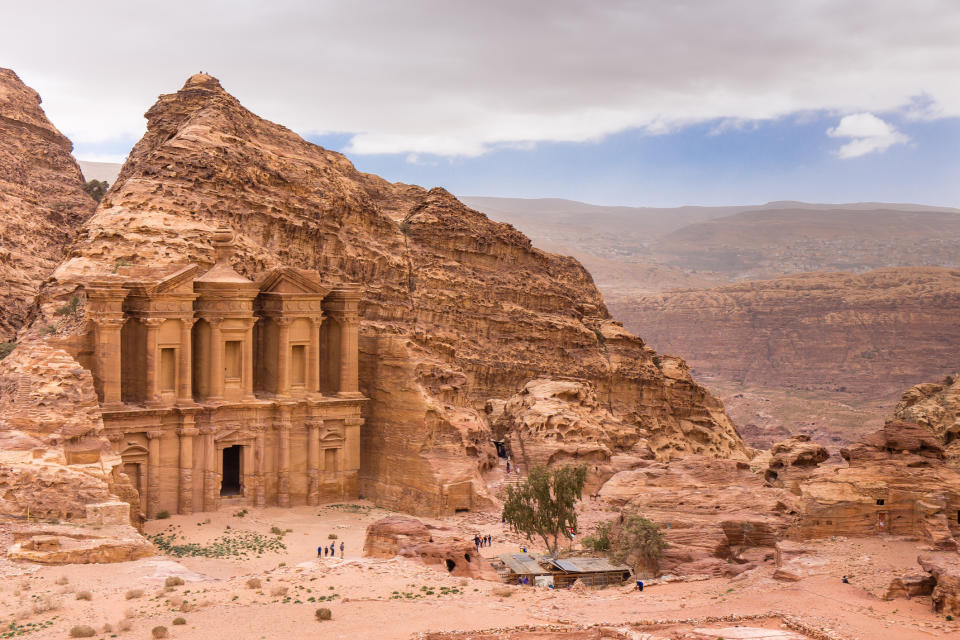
xmin=323 ymin=546 xmax=328 ymax=557
xmin=474 ymin=534 xmax=481 ymax=552
xmin=339 ymin=541 xmax=345 ymax=558
xmin=330 ymin=542 xmax=336 ymax=556
xmin=506 ymin=460 xmax=511 ymax=474
xmin=317 ymin=545 xmax=322 ymax=558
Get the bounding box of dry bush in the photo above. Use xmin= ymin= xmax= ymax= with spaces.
xmin=123 ymin=608 xmax=136 ymax=619
xmin=55 ymin=576 xmax=69 ymax=586
xmin=117 ymin=618 xmax=132 ymax=632
xmin=246 ymin=578 xmax=262 ymax=589
xmin=270 ymin=586 xmax=288 ymax=596
xmin=166 ymin=596 xmax=183 ymax=608
xmin=151 ymin=625 xmax=169 ymax=639
xmin=125 ymin=588 xmax=144 ymax=600
xmin=315 ymin=607 xmax=332 ymax=621
xmin=14 ymin=608 xmax=31 ymax=622
xmin=492 ymin=587 xmax=513 ymax=597
xmin=102 ymin=623 xmax=113 ymax=633
xmin=75 ymin=590 xmax=92 ymax=601
xmin=164 ymin=576 xmax=184 ymax=587
xmin=31 ymin=595 xmax=61 ymax=614
xmin=179 ymin=601 xmax=193 ymax=612
xmin=69 ymin=626 xmax=96 ymax=638
xmin=172 ymin=617 xmax=186 ymax=625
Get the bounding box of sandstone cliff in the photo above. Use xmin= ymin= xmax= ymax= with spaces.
xmin=0 ymin=68 xmax=95 ymax=342
xmin=33 ymin=73 xmax=748 ymax=516
xmin=894 ymin=374 xmax=960 ymax=457
xmin=611 ymin=267 xmax=960 ymax=398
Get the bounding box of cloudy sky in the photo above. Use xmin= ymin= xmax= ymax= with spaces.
xmin=2 ymin=1 xmax=959 ymax=206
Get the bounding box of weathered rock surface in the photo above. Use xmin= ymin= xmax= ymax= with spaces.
xmin=796 ymin=421 xmax=960 ymax=547
xmin=895 ymin=374 xmax=960 ymax=459
xmin=491 ymin=379 xmax=656 ymax=493
xmin=883 ymin=573 xmax=935 ymax=601
xmin=611 ymin=267 xmax=960 ymax=400
xmin=753 ymin=434 xmax=829 ymax=488
xmin=0 ymin=342 xmax=142 ymax=527
xmin=598 ymin=457 xmax=798 ymax=576
xmin=7 ymin=519 xmax=152 ymax=564
xmin=918 ymin=553 xmax=960 ymax=616
xmin=0 ymin=68 xmax=95 ymax=341
xmin=34 ymin=73 xmax=749 ymax=516
xmin=363 ymin=516 xmax=498 ymax=580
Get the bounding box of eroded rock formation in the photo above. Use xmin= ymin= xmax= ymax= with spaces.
xmin=0 ymin=68 xmax=95 ymax=341
xmin=363 ymin=515 xmax=498 ymax=580
xmin=32 ymin=72 xmax=749 ymax=516
xmin=895 ymin=374 xmax=960 ymax=458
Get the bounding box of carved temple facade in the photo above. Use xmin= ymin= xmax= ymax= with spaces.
xmin=80 ymin=229 xmax=365 ymax=518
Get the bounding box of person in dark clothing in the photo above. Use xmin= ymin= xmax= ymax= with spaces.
xmin=636 ymin=580 xmax=644 ymax=591
xmin=330 ymin=542 xmax=336 ymax=556
xmin=317 ymin=546 xmax=322 ymax=558
xmin=323 ymin=546 xmax=328 ymax=557
xmin=842 ymin=576 xmax=849 ymax=584
xmin=339 ymin=541 xmax=345 ymax=558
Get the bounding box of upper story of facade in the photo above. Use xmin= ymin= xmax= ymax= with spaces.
xmin=81 ymin=228 xmax=363 ymax=412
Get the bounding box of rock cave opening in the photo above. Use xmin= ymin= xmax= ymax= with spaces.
xmin=445 ymin=559 xmax=456 ymax=572
xmin=220 ymin=445 xmax=243 ymax=496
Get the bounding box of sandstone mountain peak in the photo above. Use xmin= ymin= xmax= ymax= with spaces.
xmin=26 ymin=73 xmax=750 ymax=518
xmin=0 ymin=67 xmax=95 ymax=341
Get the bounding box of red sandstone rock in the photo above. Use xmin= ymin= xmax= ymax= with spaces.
xmin=895 ymin=375 xmax=960 ymax=459
xmin=0 ymin=68 xmax=95 ymax=341
xmin=918 ymin=553 xmax=960 ymax=616
xmin=363 ymin=516 xmax=499 ymax=580
xmin=29 ymin=72 xmax=749 ymax=516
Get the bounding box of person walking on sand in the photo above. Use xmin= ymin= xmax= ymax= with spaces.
xmin=339 ymin=541 xmax=345 ymax=558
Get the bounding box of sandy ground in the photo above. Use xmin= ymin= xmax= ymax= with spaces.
xmin=1 ymin=502 xmax=957 ymax=640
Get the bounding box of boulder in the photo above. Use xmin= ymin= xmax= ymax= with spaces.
xmin=363 ymin=516 xmax=499 ymax=581
xmin=883 ymin=573 xmax=936 ymax=600
xmin=918 ymin=553 xmax=960 ymax=616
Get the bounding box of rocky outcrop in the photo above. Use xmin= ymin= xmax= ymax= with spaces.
xmin=491 ymin=379 xmax=655 ymax=494
xmin=0 ymin=342 xmax=141 ymax=526
xmin=34 ymin=73 xmax=749 ymax=516
xmin=918 ymin=553 xmax=960 ymax=616
xmin=753 ymin=434 xmax=829 ymax=488
xmin=796 ymin=421 xmax=960 ymax=548
xmin=7 ymin=511 xmax=152 ymax=564
xmin=0 ymin=68 xmax=95 ymax=341
xmin=598 ymin=457 xmax=798 ymax=577
xmin=894 ymin=374 xmax=960 ymax=458
xmin=362 ymin=516 xmax=499 ymax=580
xmin=610 ymin=267 xmax=960 ymax=399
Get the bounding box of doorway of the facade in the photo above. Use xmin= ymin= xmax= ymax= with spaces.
xmin=123 ymin=462 xmax=144 ymax=512
xmin=221 ymin=445 xmax=243 ymax=496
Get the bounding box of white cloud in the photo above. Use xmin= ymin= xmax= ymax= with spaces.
xmin=827 ymin=113 xmax=909 ymax=158
xmin=1 ymin=1 xmax=958 ymax=157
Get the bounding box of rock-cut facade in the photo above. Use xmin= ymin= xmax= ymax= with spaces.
xmin=79 ymin=228 xmax=364 ymax=517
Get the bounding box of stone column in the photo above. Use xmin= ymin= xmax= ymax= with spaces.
xmin=254 ymin=426 xmax=266 ymax=508
xmin=276 ymin=409 xmax=291 ymax=507
xmin=201 ymin=425 xmax=218 ymax=512
xmin=337 ymin=312 xmax=360 ymax=397
xmin=242 ymin=318 xmax=256 ymax=399
xmin=208 ymin=318 xmax=224 ymax=401
xmin=143 ymin=318 xmax=164 ymax=405
xmin=94 ymin=316 xmax=125 ymax=407
xmin=276 ymin=317 xmax=291 ymax=397
xmin=177 ymin=422 xmax=197 ymax=515
xmin=307 ymin=316 xmax=323 ymax=394
xmin=307 ymin=419 xmax=322 ymax=506
xmin=177 ymin=317 xmax=195 ymax=405
xmin=146 ymin=430 xmax=162 ymax=519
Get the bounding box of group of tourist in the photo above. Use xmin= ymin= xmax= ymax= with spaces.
xmin=473 ymin=534 xmax=493 ymax=551
xmin=318 ymin=540 xmax=345 ymax=558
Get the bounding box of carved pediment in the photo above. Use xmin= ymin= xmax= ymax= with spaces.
xmin=257 ymin=268 xmax=330 ymax=296
xmin=152 ymin=264 xmax=202 ymax=294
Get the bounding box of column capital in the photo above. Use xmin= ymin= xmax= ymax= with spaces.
xmin=308 ymin=315 xmax=325 ymax=327
xmin=141 ymin=317 xmax=166 ymax=327
xmin=202 ymin=316 xmax=225 ymax=327
xmin=344 ymin=417 xmax=365 ymax=427
xmin=92 ymin=315 xmax=125 ymax=328
xmin=177 ymin=427 xmax=200 ymax=437
xmin=306 ymin=419 xmax=324 ymax=431
xmin=275 ymin=316 xmax=292 ymax=327
xmin=146 ymin=430 xmax=163 ymax=440
xmin=199 ymin=425 xmax=217 ymax=435
xmin=179 ymin=316 xmax=198 ymax=329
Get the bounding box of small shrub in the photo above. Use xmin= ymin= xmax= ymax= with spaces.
xmin=327 ymin=533 xmax=338 ymax=540
xmin=40 ymin=324 xmax=56 ymax=335
xmin=31 ymin=595 xmax=60 ymax=614
xmin=54 ymin=295 xmax=80 ymax=316
xmin=492 ymin=587 xmax=513 ymax=597
xmin=946 ymin=614 xmax=954 ymax=621
xmin=652 ymin=355 xmax=662 ymax=369
xmin=69 ymin=625 xmax=96 ymax=638
xmin=172 ymin=617 xmax=186 ymax=625
xmin=117 ymin=618 xmax=132 ymax=632
xmin=315 ymin=607 xmax=332 ymax=621
xmin=0 ymin=341 xmax=16 ymax=360
xmin=270 ymin=586 xmax=288 ymax=596
xmin=102 ymin=623 xmax=113 ymax=633
xmin=125 ymin=588 xmax=144 ymax=600
xmin=151 ymin=626 xmax=169 ymax=639
xmin=246 ymin=578 xmax=262 ymax=589
xmin=156 ymin=510 xmax=171 ymax=520
xmin=75 ymin=590 xmax=93 ymax=601
xmin=179 ymin=601 xmax=193 ymax=612
xmin=270 ymin=526 xmax=283 ymax=536
xmin=55 ymin=575 xmax=69 ymax=586
xmin=164 ymin=576 xmax=184 ymax=587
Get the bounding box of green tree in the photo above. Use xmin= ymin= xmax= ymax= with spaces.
xmin=501 ymin=464 xmax=587 ymax=558
xmin=610 ymin=514 xmax=667 ymax=571
xmin=82 ymin=179 xmax=109 ymax=202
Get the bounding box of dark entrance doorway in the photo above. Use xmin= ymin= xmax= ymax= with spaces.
xmin=493 ymin=440 xmax=507 ymax=458
xmin=221 ymin=445 xmax=243 ymax=496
